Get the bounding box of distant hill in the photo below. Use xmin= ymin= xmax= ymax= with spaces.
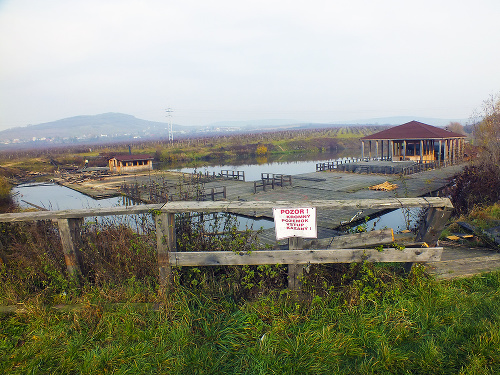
xmin=0 ymin=113 xmax=466 ymax=149
xmin=0 ymin=113 xmax=195 ymax=147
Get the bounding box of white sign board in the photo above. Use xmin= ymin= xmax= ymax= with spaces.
xmin=273 ymin=207 xmax=317 ymax=240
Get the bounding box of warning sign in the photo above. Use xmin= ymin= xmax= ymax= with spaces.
xmin=273 ymin=207 xmax=317 ymax=240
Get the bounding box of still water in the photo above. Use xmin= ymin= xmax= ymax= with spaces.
xmin=12 ymin=182 xmax=419 ymax=235
xmin=12 ymin=183 xmax=275 ymax=231
xmin=13 ymin=183 xmax=124 ymax=211
xmin=12 ymin=153 xmax=421 ymax=234
xmin=171 ymin=156 xmax=361 ymax=181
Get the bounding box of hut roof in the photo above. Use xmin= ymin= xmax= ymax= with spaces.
xmin=361 ymin=121 xmax=466 ymax=140
xmin=110 ymin=154 xmax=154 ymax=161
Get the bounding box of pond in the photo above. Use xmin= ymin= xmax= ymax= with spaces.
xmin=169 ymin=155 xmax=362 ymax=181
xmin=12 ymin=183 xmax=124 ymax=211
xmin=361 ymin=207 xmax=423 ymax=234
xmin=12 ymin=182 xmax=421 ymax=236
xmin=12 ymin=183 xmax=275 ymax=232
xmin=11 ymin=149 xmax=422 ymax=236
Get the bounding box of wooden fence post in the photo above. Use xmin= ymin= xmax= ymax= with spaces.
xmin=155 ymin=212 xmax=176 ymax=290
xmin=56 ymin=218 xmax=83 ymax=280
xmin=288 ymin=237 xmax=304 ymax=291
xmin=416 ymin=207 xmax=453 ymax=246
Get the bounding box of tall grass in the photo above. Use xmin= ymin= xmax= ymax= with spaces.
xmin=1 ymin=270 xmax=499 ymax=374
xmin=1 ymin=210 xmax=499 ymax=373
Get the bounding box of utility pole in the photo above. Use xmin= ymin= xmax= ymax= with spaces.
xmin=166 ymin=108 xmax=174 ymax=142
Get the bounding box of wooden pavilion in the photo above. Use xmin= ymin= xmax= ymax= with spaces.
xmin=360 ymin=121 xmax=466 ymax=165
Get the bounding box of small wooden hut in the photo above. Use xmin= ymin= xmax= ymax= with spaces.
xmin=108 ymin=154 xmax=154 ymax=173
xmin=360 ymin=121 xmax=466 ymax=165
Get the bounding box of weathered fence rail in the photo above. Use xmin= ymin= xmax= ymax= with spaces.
xmin=316 ymin=158 xmax=455 ymax=175
xmin=254 ymin=173 xmax=292 ymax=193
xmin=0 ymin=197 xmax=453 ymax=290
xmin=316 ymin=157 xmax=383 ymax=171
xmin=220 ymin=170 xmax=245 ymax=181
xmin=197 ymin=186 xmax=227 ymax=201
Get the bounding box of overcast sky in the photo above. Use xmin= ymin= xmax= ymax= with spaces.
xmin=1 ymin=0 xmax=499 ymax=130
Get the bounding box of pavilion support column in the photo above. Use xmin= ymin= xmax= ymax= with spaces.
xmin=443 ymin=140 xmax=447 ymax=165
xmin=369 ymin=140 xmax=372 ymax=160
xmin=450 ymin=139 xmax=453 ymax=164
xmin=450 ymin=139 xmax=454 ymax=164
xmin=420 ymin=140 xmax=424 ymax=163
xmin=380 ymin=140 xmax=383 ymax=160
xmin=453 ymin=139 xmax=458 ymax=164
xmin=453 ymin=138 xmax=458 ymax=164
xmin=444 ymin=139 xmax=448 ymax=166
xmin=438 ymin=140 xmax=442 ymax=166
xmin=389 ymin=140 xmax=393 ymax=161
xmin=402 ymin=140 xmax=406 ymax=161
xmin=453 ymin=139 xmax=456 ymax=164
xmin=361 ymin=140 xmax=365 ymax=160
xmin=375 ymin=140 xmax=379 ymax=160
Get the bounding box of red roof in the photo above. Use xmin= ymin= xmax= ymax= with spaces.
xmin=361 ymin=121 xmax=466 ymax=140
xmin=110 ymin=154 xmax=154 ymax=161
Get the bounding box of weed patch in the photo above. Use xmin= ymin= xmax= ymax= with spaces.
xmin=1 ymin=271 xmax=500 ymax=374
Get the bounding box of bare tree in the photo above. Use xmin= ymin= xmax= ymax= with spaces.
xmin=472 ymin=93 xmax=500 ymax=164
xmin=445 ymin=121 xmax=466 ymax=135
xmin=450 ymin=93 xmax=500 ymax=214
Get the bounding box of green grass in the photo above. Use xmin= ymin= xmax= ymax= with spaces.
xmin=2 ymin=269 xmax=500 ymax=374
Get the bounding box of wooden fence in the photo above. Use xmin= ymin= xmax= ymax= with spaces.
xmin=0 ymin=197 xmax=453 ymax=290
xmin=317 ymin=158 xmax=456 ymax=175
xmin=254 ymin=173 xmax=293 ymax=193
xmin=220 ymin=170 xmax=245 ymax=181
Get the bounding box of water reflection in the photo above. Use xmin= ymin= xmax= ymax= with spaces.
xmin=12 ymin=183 xmax=274 ymax=232
xmin=12 ymin=183 xmax=424 ymax=236
xmin=364 ymin=207 xmax=423 ymax=233
xmin=12 ymin=183 xmax=123 ymax=211
xmin=167 ymin=152 xmax=363 ymax=181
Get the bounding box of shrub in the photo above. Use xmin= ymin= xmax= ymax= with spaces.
xmin=255 ymin=144 xmax=268 ymax=156
xmin=450 ymin=163 xmax=500 ymax=216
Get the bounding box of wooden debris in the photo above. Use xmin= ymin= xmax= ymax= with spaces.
xmin=446 ymin=235 xmax=461 ymax=241
xmin=310 ymin=228 xmax=394 ymax=249
xmin=369 ymin=181 xmax=398 ymax=191
xmin=456 ymin=221 xmax=478 ymax=233
xmin=485 ymin=225 xmax=500 ymax=245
